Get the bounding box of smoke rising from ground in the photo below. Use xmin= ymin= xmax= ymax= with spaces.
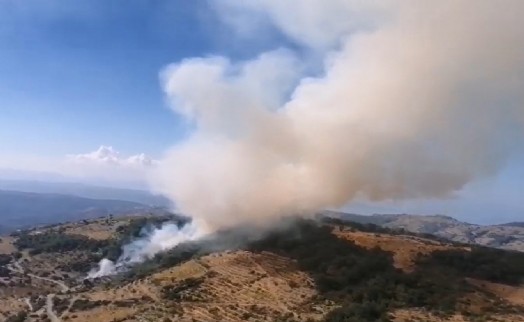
xmin=149 ymin=1 xmax=524 ymax=231
xmin=86 ymin=1 xmax=524 ymax=277
xmin=88 ymin=221 xmax=205 ymax=278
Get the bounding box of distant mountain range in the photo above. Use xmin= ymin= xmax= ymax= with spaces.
xmin=2 ymin=180 xmax=522 ymax=252
xmin=0 ymin=179 xmax=171 ymax=206
xmin=325 ymin=211 xmax=524 ymax=252
xmin=0 ymin=189 xmax=157 ymax=234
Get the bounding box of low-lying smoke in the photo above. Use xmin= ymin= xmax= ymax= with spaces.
xmin=87 ymin=221 xmax=205 ymax=278
xmin=151 ymin=1 xmax=524 ymax=231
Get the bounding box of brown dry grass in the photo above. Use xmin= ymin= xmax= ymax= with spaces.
xmin=3 ymin=221 xmax=524 ymax=322
xmin=61 ymin=214 xmax=158 ymax=240
xmin=0 ymin=297 xmax=27 ymax=320
xmin=468 ymin=278 xmax=524 ymax=307
xmin=334 ymin=230 xmax=524 ymax=321
xmin=392 ymin=309 xmax=469 ymax=322
xmin=0 ymin=236 xmax=15 ymax=254
xmin=334 ymin=228 xmax=458 ymax=271
xmin=393 ymin=308 xmax=524 ymax=322
xmin=64 ymin=224 xmax=115 ymax=240
xmin=64 ymin=231 xmax=524 ymax=322
xmin=66 ymin=306 xmax=138 ymax=322
xmin=65 ymin=250 xmax=322 ymax=322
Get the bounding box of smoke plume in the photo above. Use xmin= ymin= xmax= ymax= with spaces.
xmin=88 ymin=2 xmax=524 ymax=276
xmin=150 ymin=1 xmax=524 ymax=231
xmin=87 ymin=221 xmax=204 ymax=278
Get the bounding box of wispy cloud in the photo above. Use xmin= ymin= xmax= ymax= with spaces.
xmin=68 ymin=145 xmax=157 ymax=168
xmin=0 ymin=146 xmax=157 ymax=188
xmin=61 ymin=146 xmax=157 ymax=188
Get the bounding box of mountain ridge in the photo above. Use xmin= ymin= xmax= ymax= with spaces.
xmin=0 ymin=179 xmax=171 ymax=206
xmin=0 ymin=189 xmax=156 ymax=234
xmin=325 ymin=211 xmax=524 ymax=252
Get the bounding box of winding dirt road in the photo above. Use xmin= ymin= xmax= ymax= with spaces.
xmin=46 ymin=294 xmax=60 ymax=322
xmin=6 ymin=259 xmax=68 ymax=321
xmin=28 ymin=273 xmax=69 ymax=293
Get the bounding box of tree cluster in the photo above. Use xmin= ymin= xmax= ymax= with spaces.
xmin=14 ymin=232 xmax=108 ymax=255
xmin=248 ymin=219 xmax=516 ymax=321
xmin=418 ymin=246 xmax=524 ymax=285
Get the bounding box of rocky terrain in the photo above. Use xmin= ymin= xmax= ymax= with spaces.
xmin=327 ymin=211 xmax=524 ymax=252
xmin=1 ymin=214 xmax=524 ymax=321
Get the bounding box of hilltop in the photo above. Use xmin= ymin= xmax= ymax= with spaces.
xmin=1 ymin=214 xmax=524 ymax=321
xmin=326 ymin=211 xmax=524 ymax=252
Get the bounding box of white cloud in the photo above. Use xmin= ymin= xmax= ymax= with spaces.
xmin=60 ymin=146 xmax=157 ymax=188
xmin=68 ymin=145 xmax=156 ymax=167
xmin=0 ymin=146 xmax=157 ymax=189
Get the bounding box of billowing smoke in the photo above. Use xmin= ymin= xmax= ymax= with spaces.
xmin=88 ymin=258 xmax=116 ymax=278
xmin=90 ymin=1 xmax=524 ymax=276
xmin=87 ymin=221 xmax=205 ymax=278
xmin=150 ymin=1 xmax=524 ymax=230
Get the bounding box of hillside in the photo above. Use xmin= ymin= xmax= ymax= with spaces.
xmin=326 ymin=211 xmax=524 ymax=252
xmin=1 ymin=215 xmax=524 ymax=321
xmin=0 ymin=190 xmax=154 ymax=233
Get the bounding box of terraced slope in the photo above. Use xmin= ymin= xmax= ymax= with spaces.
xmin=1 ymin=216 xmax=524 ymax=321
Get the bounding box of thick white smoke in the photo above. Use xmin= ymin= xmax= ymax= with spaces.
xmin=150 ymin=1 xmax=524 ymax=231
xmin=88 ymin=258 xmax=116 ymax=278
xmin=89 ymin=1 xmax=524 ymax=276
xmin=87 ymin=221 xmax=204 ymax=278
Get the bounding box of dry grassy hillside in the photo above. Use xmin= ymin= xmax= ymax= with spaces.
xmin=1 ymin=216 xmax=524 ymax=322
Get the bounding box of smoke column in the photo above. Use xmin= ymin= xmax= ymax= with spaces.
xmin=151 ymin=1 xmax=524 ymax=230
xmin=90 ymin=1 xmax=524 ymax=276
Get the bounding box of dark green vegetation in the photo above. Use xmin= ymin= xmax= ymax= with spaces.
xmin=117 ymin=241 xmax=202 ymax=282
xmin=8 ymin=214 xmax=524 ymax=321
xmin=103 ymin=215 xmax=188 ymax=262
xmin=113 ymin=218 xmax=524 ymax=321
xmin=70 ymin=299 xmax=111 ymax=312
xmin=322 ymin=217 xmax=455 ymax=244
xmin=418 ymin=246 xmax=524 ymax=286
xmin=4 ymin=311 xmax=27 ymax=322
xmin=14 ymin=232 xmax=108 ymax=255
xmin=0 ymin=254 xmax=11 ymax=266
xmin=248 ymin=220 xmax=524 ymax=322
xmin=116 ymin=215 xmax=183 ymax=239
xmin=0 ymin=267 xmax=10 ymax=277
xmin=161 ymin=277 xmax=205 ymax=301
xmin=326 ymin=218 xmax=524 ymax=287
xmin=247 ymin=221 xmax=462 ymax=321
xmin=117 ymin=223 xmax=266 ymax=282
xmin=11 ymin=214 xmax=188 ymax=273
xmin=324 ymin=212 xmax=524 ymax=253
xmin=0 ymin=254 xmax=13 ymax=277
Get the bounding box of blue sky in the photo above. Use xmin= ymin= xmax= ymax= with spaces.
xmin=0 ymin=1 xmax=523 ymax=224
xmin=0 ymin=0 xmax=278 ymax=158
